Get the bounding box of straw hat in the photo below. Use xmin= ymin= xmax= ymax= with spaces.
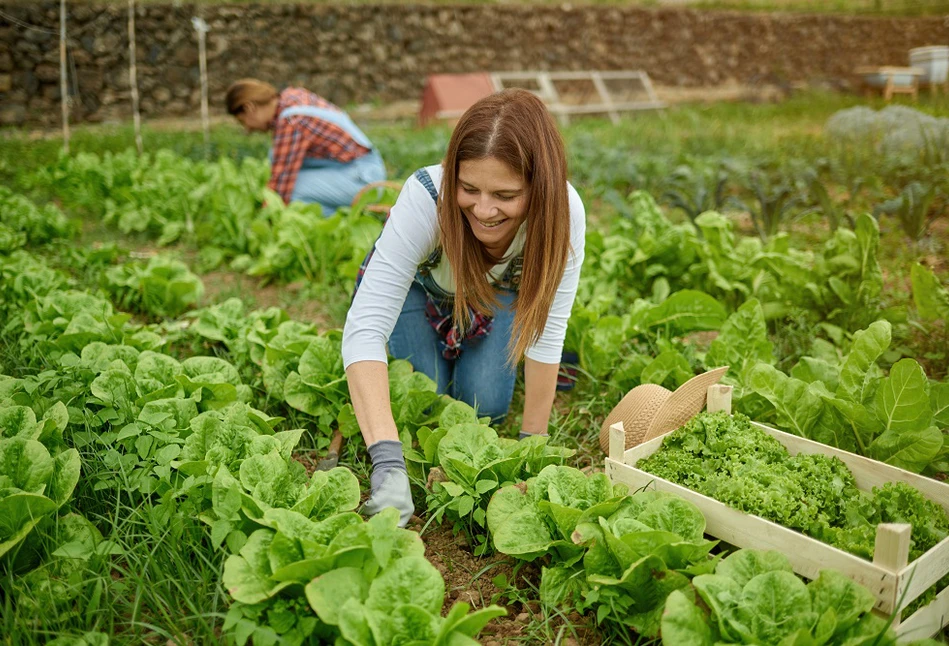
xmin=599 ymin=366 xmax=729 ymax=453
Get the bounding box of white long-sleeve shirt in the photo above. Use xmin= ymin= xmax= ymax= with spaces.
xmin=342 ymin=164 xmax=585 ymax=368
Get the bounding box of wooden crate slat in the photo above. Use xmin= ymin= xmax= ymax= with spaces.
xmin=896 ymin=583 xmax=949 ymax=641
xmin=899 ymin=539 xmax=949 ymax=613
xmin=874 ymin=524 xmax=912 ymax=617
xmin=605 ymin=457 xmax=899 ymax=612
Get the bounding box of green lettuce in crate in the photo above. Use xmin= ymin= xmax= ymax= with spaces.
xmin=487 ymin=465 xmax=718 ymax=637
xmin=638 ymin=410 xmax=949 ymax=612
xmin=661 ymin=549 xmax=942 ymax=646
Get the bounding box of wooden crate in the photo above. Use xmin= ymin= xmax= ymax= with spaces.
xmin=604 ymin=386 xmax=949 ymax=641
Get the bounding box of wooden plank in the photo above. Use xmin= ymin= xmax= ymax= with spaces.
xmin=751 ymin=423 xmax=949 ymax=516
xmin=898 ymin=537 xmax=949 ymax=614
xmin=493 ymin=70 xmax=647 ymax=82
xmin=706 ymin=385 xmax=733 ymax=414
xmin=609 ymin=422 xmax=626 ymax=463
xmin=548 ymin=100 xmax=665 ymax=115
xmin=874 ymin=524 xmax=911 ymax=620
xmin=634 ymin=69 xmax=665 ymax=111
xmin=875 ymin=524 xmax=912 ymax=572
xmin=896 ymin=583 xmax=949 ymax=641
xmin=537 ymin=73 xmax=569 ymax=127
xmin=621 ymin=431 xmax=667 ymax=465
xmin=590 ymin=72 xmax=620 ymax=125
xmin=605 ymin=457 xmax=899 ymax=613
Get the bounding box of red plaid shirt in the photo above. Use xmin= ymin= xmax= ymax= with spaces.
xmin=267 ymin=88 xmax=371 ymax=204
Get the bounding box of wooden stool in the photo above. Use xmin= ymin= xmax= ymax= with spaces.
xmin=855 ymin=66 xmax=924 ymax=101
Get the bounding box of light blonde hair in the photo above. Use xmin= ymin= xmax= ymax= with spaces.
xmin=438 ymin=89 xmax=571 ymax=364
xmin=225 ymin=78 xmax=278 ymax=115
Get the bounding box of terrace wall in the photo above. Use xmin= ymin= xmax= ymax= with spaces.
xmin=1 ymin=2 xmax=947 ymax=126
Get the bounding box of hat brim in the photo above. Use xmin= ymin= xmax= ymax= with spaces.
xmin=598 ymin=383 xmax=671 ymax=453
xmin=642 ymin=366 xmax=729 ymax=443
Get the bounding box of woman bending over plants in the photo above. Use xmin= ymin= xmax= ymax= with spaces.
xmin=225 ymin=78 xmax=386 ymax=213
xmin=342 ymin=89 xmax=586 ymax=526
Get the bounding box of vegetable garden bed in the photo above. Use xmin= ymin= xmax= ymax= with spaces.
xmin=604 ymin=387 xmax=949 ymax=642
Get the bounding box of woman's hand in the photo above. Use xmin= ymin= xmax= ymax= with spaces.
xmin=346 ymin=361 xmax=415 ymax=526
xmin=363 ymin=439 xmax=414 ymax=527
xmin=363 ymin=462 xmax=414 ymax=527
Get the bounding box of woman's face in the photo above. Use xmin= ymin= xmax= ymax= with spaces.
xmin=456 ymin=157 xmax=528 ymax=256
xmin=235 ymin=103 xmax=271 ymax=133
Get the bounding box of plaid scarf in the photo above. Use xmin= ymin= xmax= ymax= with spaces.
xmin=355 ymin=246 xmax=494 ymax=360
xmin=424 ymin=298 xmax=493 ymax=360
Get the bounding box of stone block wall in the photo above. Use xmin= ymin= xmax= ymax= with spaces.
xmin=1 ymin=2 xmax=946 ymax=126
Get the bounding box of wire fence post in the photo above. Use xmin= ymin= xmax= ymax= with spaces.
xmin=129 ymin=0 xmax=143 ymax=155
xmin=192 ymin=17 xmax=210 ymax=158
xmin=59 ymin=0 xmax=69 ymax=154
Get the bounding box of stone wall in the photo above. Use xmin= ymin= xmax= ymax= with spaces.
xmin=1 ymin=2 xmax=947 ymax=126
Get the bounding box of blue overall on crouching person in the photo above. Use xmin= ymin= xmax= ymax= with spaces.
xmin=269 ymin=104 xmax=386 ymax=214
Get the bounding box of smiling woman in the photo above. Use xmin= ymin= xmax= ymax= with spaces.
xmin=342 ymin=89 xmax=585 ymax=527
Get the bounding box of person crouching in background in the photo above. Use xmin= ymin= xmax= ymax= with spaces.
xmin=225 ymin=78 xmax=386 ymax=214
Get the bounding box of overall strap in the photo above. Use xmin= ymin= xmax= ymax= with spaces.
xmin=413 ymin=168 xmax=438 ymax=202
xmin=278 ymin=104 xmax=373 ymax=150
xmin=412 ymin=168 xmax=442 ymax=272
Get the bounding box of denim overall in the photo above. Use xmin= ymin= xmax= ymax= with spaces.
xmin=271 ymin=104 xmax=386 ymax=214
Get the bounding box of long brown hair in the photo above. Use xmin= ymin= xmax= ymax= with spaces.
xmin=225 ymin=78 xmax=278 ymax=115
xmin=439 ymin=88 xmax=571 ymax=364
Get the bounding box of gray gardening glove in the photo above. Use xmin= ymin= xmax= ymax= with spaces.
xmin=362 ymin=440 xmax=415 ymax=528
xmin=519 ymin=431 xmax=549 ymax=441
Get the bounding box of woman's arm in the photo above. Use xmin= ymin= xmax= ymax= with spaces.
xmin=521 ymin=358 xmax=560 ymax=435
xmin=345 ymin=360 xmax=400 ymax=444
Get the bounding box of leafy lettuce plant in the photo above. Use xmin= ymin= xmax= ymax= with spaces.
xmin=660 ymin=549 xmax=925 ymax=645
xmin=418 ymin=404 xmax=574 ymax=555
xmin=745 ymin=319 xmax=945 ymax=473
xmin=103 ymin=255 xmax=205 ymax=319
xmin=0 ymin=405 xmax=81 ymax=558
xmin=186 ymin=297 xmax=290 ymax=368
xmin=0 ymin=187 xmax=75 ymax=248
xmin=207 ymin=462 xmax=360 ymax=551
xmin=245 ymin=193 xmax=382 ymax=286
xmin=222 ymin=507 xmax=504 ymax=646
xmin=9 ymin=512 xmax=122 ymax=627
xmin=18 ymin=288 xmax=168 ymax=365
xmin=912 ymin=263 xmax=949 ymax=323
xmin=488 ymin=466 xmax=716 ymax=636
